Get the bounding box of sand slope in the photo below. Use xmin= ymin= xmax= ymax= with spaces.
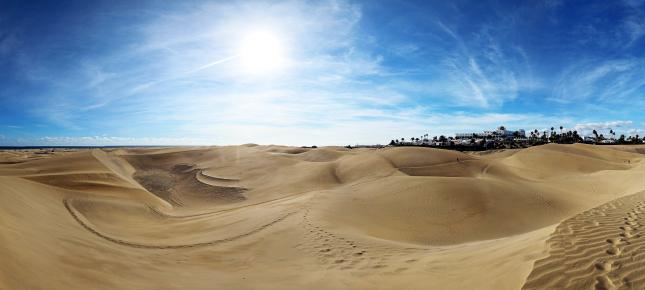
xmin=2 ymin=144 xmax=645 ymax=289
xmin=523 ymin=190 xmax=645 ymax=290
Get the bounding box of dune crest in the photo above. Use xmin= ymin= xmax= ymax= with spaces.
xmin=2 ymin=144 xmax=645 ymax=289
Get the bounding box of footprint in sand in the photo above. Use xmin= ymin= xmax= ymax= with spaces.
xmin=353 ymin=251 xmax=366 ymax=256
xmin=625 ymin=221 xmax=639 ymax=227
xmin=595 ymin=260 xmax=613 ymax=272
xmin=522 ymin=192 xmax=645 ymax=290
xmin=607 ymin=246 xmax=622 ymax=256
xmin=595 ymin=275 xmax=617 ymax=290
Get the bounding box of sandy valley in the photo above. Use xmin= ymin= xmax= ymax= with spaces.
xmin=2 ymin=144 xmax=645 ymax=289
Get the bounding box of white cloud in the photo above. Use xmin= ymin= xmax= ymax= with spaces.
xmin=573 ymin=120 xmax=634 ymax=135
xmin=622 ymin=0 xmax=645 ymax=45
xmin=37 ymin=136 xmax=208 ymax=146
xmin=626 ymin=128 xmax=645 ymax=136
xmin=552 ymin=59 xmax=645 ymax=104
xmin=8 ymin=0 xmax=644 ymax=146
xmin=574 ymin=120 xmax=632 ymax=129
xmin=162 ymin=110 xmax=570 ymax=145
xmin=130 ymin=0 xmax=368 ymax=85
xmin=21 ymin=0 xmax=392 ymax=138
xmin=7 ymin=113 xmax=564 ymax=146
xmin=432 ymin=21 xmax=535 ymax=108
xmin=624 ymin=18 xmax=645 ymax=45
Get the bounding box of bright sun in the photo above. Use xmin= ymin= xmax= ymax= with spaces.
xmin=238 ymin=29 xmax=288 ymax=75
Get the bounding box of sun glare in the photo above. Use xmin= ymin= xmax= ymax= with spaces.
xmin=238 ymin=29 xmax=288 ymax=75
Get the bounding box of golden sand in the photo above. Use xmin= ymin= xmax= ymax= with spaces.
xmin=2 ymin=144 xmax=645 ymax=289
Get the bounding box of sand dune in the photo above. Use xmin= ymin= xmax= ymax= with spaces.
xmin=2 ymin=144 xmax=645 ymax=289
xmin=522 ymin=191 xmax=645 ymax=289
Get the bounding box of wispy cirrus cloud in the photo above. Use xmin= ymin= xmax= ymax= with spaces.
xmin=552 ymin=59 xmax=645 ymax=105
xmin=2 ymin=0 xmax=645 ymax=145
xmin=13 ymin=1 xmax=386 ymax=135
xmin=428 ymin=17 xmax=539 ymax=108
xmin=622 ymin=0 xmax=645 ymax=45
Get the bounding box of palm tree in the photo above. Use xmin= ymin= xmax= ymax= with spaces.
xmin=573 ymin=130 xmax=581 ymax=143
xmin=593 ymin=130 xmax=599 ymax=142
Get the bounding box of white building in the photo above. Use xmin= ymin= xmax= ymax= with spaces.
xmin=455 ymin=126 xmax=525 ymax=140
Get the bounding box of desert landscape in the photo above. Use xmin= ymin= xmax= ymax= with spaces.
xmin=1 ymin=144 xmax=645 ymax=289
xmin=4 ymin=0 xmax=645 ymax=289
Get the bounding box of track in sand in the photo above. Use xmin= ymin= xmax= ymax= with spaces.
xmin=523 ymin=190 xmax=645 ymax=290
xmin=3 ymin=144 xmax=645 ymax=290
xmin=64 ymin=198 xmax=296 ymax=249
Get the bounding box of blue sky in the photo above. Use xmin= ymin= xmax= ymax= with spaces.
xmin=1 ymin=0 xmax=645 ymax=146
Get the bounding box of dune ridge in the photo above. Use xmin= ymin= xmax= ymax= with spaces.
xmin=2 ymin=144 xmax=645 ymax=289
xmin=64 ymin=198 xmax=296 ymax=249
xmin=522 ymin=190 xmax=645 ymax=289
